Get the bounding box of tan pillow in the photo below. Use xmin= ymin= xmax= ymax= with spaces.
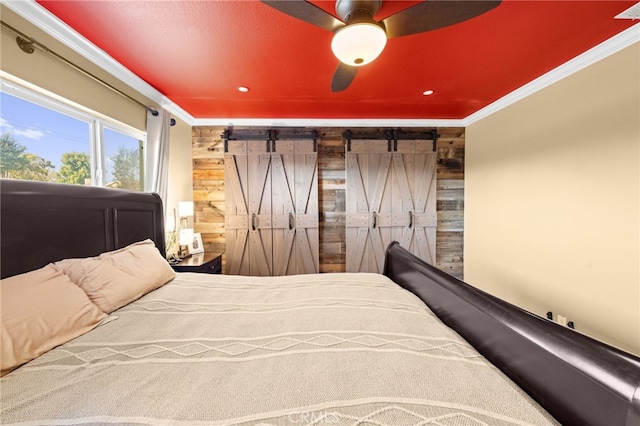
xmin=1 ymin=264 xmax=107 ymax=377
xmin=56 ymin=239 xmax=175 ymax=313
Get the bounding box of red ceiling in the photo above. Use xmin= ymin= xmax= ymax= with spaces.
xmin=35 ymin=0 xmax=637 ymax=120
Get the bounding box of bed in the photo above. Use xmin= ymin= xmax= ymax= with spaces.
xmin=1 ymin=179 xmax=639 ymax=426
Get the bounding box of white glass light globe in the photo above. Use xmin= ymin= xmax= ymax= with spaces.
xmin=331 ymin=23 xmax=387 ymax=67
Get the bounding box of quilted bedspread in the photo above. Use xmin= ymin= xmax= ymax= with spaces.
xmin=1 ymin=273 xmax=558 ymax=425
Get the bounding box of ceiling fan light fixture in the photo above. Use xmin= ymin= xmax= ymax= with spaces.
xmin=331 ymin=22 xmax=387 ymax=66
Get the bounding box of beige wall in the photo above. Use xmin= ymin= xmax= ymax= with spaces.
xmin=1 ymin=5 xmax=193 ymax=226
xmin=465 ymin=43 xmax=640 ymax=354
xmin=166 ymin=120 xmax=194 ymax=248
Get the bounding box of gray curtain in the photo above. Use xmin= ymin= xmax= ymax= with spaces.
xmin=145 ymin=108 xmax=170 ymax=212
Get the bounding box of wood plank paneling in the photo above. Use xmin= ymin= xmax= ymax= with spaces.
xmin=318 ymin=132 xmax=346 ymax=272
xmin=436 ymin=128 xmax=465 ymax=278
xmin=192 ymin=127 xmax=227 ymax=271
xmin=192 ymin=126 xmax=464 ymax=278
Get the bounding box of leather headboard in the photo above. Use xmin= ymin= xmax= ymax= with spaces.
xmin=0 ymin=179 xmax=166 ymax=279
xmin=383 ymin=241 xmax=640 ymax=426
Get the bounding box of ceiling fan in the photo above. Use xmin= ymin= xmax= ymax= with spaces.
xmin=261 ymin=0 xmax=501 ymax=92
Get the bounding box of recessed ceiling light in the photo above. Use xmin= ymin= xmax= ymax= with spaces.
xmin=422 ymin=90 xmax=434 ymax=96
xmin=237 ymin=86 xmax=249 ymax=93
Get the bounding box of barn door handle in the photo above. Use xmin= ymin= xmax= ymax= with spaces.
xmin=408 ymin=211 xmax=414 ymax=229
xmin=251 ymin=213 xmax=256 ymax=231
xmin=288 ymin=212 xmax=294 ymax=230
xmin=372 ymin=212 xmax=378 ymax=229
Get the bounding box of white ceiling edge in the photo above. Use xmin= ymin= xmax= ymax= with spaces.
xmin=2 ymin=0 xmax=195 ymax=125
xmin=463 ymin=22 xmax=640 ymax=127
xmin=4 ymin=0 xmax=639 ymax=129
xmin=615 ymin=2 xmax=640 ymax=19
xmin=192 ymin=118 xmax=464 ymax=128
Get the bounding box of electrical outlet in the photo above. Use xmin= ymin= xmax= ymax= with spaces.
xmin=557 ymin=315 xmax=567 ymax=327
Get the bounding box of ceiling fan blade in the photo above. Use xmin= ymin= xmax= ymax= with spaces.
xmin=383 ymin=1 xmax=501 ymax=39
xmin=261 ymin=0 xmax=343 ymax=32
xmin=331 ymin=63 xmax=358 ymax=92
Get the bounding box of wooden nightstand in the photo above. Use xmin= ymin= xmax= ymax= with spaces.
xmin=171 ymin=252 xmax=222 ymax=274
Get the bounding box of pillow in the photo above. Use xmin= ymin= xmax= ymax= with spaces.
xmin=55 ymin=239 xmax=175 ymax=313
xmin=1 ymin=264 xmax=107 ymax=377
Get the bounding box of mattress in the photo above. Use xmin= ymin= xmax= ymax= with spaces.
xmin=1 ymin=272 xmax=558 ymax=425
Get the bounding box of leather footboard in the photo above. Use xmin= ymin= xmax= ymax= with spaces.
xmin=383 ymin=241 xmax=640 ymax=426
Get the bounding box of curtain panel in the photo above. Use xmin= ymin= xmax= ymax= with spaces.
xmin=144 ymin=108 xmax=170 ymax=212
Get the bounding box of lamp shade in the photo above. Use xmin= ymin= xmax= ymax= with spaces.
xmin=179 ymin=228 xmax=194 ymax=246
xmin=178 ymin=201 xmax=194 ymax=217
xmin=331 ymin=22 xmax=387 ymax=66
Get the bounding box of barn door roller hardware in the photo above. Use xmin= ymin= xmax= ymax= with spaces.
xmin=344 ymin=128 xmax=440 ymax=152
xmin=223 ymin=128 xmax=318 ymax=152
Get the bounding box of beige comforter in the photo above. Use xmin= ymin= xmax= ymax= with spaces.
xmin=1 ymin=273 xmax=558 ymax=425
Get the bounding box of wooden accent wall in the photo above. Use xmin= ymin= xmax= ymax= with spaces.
xmin=192 ymin=127 xmax=465 ymax=278
xmin=436 ymin=128 xmax=465 ymax=278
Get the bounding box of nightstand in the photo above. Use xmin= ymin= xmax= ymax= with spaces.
xmin=171 ymin=252 xmax=222 ymax=274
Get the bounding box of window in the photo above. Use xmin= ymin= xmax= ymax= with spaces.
xmin=103 ymin=127 xmax=144 ymax=190
xmin=0 ymin=80 xmax=145 ymax=190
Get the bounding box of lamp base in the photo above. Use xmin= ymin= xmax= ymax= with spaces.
xmin=178 ymin=245 xmax=191 ymax=259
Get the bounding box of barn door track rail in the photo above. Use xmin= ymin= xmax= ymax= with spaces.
xmin=344 ymin=128 xmax=440 ymax=152
xmin=223 ymin=128 xmax=319 ymax=153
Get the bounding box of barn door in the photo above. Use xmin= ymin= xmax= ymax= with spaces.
xmin=346 ymin=139 xmax=436 ymax=273
xmin=225 ymin=137 xmax=318 ymax=276
xmin=225 ymin=140 xmax=273 ymax=276
xmin=396 ymin=140 xmax=437 ymax=264
xmin=271 ymin=140 xmax=319 ymax=275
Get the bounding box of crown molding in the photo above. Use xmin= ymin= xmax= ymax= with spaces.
xmin=464 ymin=23 xmax=640 ymax=126
xmin=192 ymin=118 xmax=464 ymax=128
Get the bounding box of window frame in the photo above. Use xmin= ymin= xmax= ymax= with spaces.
xmin=0 ymin=78 xmax=146 ymax=189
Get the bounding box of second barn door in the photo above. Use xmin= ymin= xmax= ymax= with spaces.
xmin=225 ymin=138 xmax=318 ymax=276
xmin=271 ymin=140 xmax=319 ymax=276
xmin=346 ymin=139 xmax=437 ymax=273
